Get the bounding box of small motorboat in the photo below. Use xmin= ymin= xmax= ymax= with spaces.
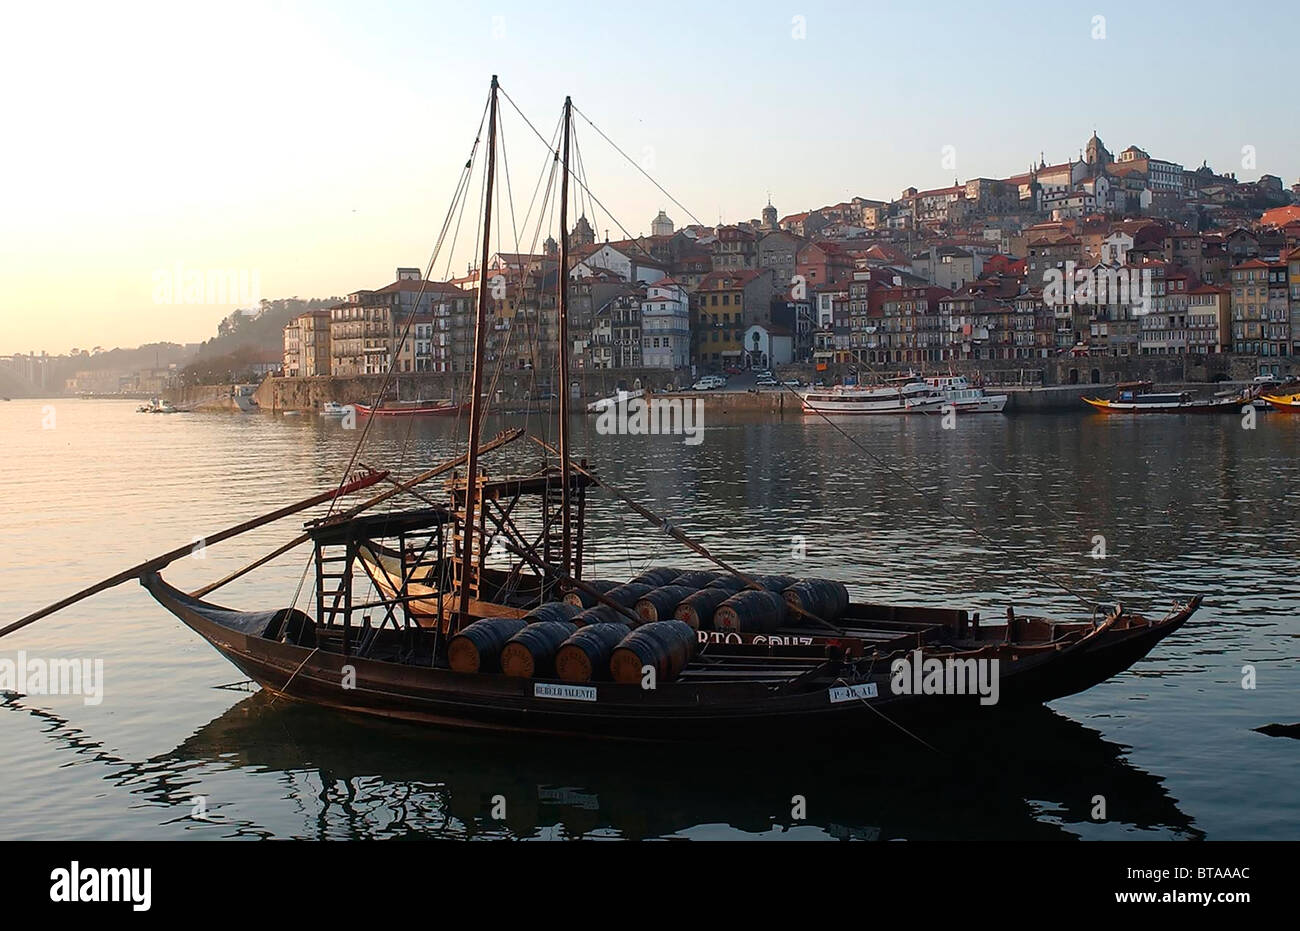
xmin=138 ymin=398 xmax=179 ymax=414
xmin=586 ymin=389 xmax=645 ymax=414
xmin=320 ymin=401 xmax=350 ymax=416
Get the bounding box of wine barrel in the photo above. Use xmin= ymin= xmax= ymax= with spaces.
xmin=752 ymin=573 xmax=800 ymax=592
xmin=634 ymin=584 xmax=697 ymax=623
xmin=561 ymin=579 xmax=619 ymax=608
xmin=629 ymin=566 xmax=681 ymax=587
xmin=500 ymin=621 xmax=579 ymax=678
xmin=555 ymin=623 xmax=629 ymax=683
xmin=574 ymin=604 xmax=631 ymax=626
xmin=609 ymin=620 xmax=697 ymax=684
xmin=671 ymin=569 xmax=722 ymax=589
xmin=673 ymin=587 xmax=734 ymax=630
xmin=714 ymin=590 xmax=787 ymax=633
xmin=706 ymin=575 xmax=748 ymax=594
xmin=783 ymin=579 xmax=850 ymax=622
xmin=524 ymin=602 xmax=582 ymax=624
xmin=601 ymin=582 xmax=655 ymax=608
xmin=447 ymin=617 xmax=529 ymax=673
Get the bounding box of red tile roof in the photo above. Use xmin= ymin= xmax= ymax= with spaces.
xmin=698 ymin=269 xmax=767 ymax=289
xmin=1260 ymin=205 xmax=1300 ymax=227
xmin=374 ymin=279 xmax=467 ymax=296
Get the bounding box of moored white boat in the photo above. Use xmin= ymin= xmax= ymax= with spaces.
xmin=799 ymin=378 xmax=946 ymax=415
xmin=924 ymin=375 xmax=1008 ymax=414
xmin=320 ymin=401 xmax=350 ymax=416
xmin=586 ymin=388 xmax=645 ymax=413
xmin=138 ymin=398 xmax=178 ymax=414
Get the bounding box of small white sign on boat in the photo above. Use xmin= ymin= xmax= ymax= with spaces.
xmin=534 ymin=682 xmax=597 ymax=702
xmin=828 ymin=682 xmax=878 ymax=703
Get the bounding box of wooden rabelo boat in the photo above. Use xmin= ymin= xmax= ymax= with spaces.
xmin=353 ymin=400 xmax=468 ymax=417
xmin=1260 ymin=391 xmax=1300 ymax=412
xmin=1083 ymin=380 xmax=1245 ymax=413
xmin=2 ymin=78 xmax=1202 ymax=743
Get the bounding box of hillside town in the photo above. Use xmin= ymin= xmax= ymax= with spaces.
xmin=7 ymin=131 xmax=1297 ymax=400
xmin=279 ymin=132 xmax=1300 ymax=386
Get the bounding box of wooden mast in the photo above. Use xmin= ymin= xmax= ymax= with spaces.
xmin=457 ymin=75 xmax=499 ymax=623
xmin=556 ymin=95 xmax=574 ymax=578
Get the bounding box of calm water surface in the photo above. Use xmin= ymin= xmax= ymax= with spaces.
xmin=1 ymin=398 xmax=1297 ymax=840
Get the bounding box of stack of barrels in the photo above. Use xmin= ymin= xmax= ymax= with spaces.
xmin=448 ymin=566 xmax=852 ymax=683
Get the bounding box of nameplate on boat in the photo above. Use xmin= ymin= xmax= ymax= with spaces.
xmin=534 ymin=683 xmax=597 ymax=702
xmin=828 ymin=683 xmax=878 ymax=703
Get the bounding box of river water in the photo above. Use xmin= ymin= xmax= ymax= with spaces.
xmin=1 ymin=397 xmax=1296 ymax=840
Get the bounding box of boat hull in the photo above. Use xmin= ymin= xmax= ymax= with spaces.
xmin=1262 ymin=393 xmax=1300 ymax=412
xmin=800 ymin=397 xmax=948 ymax=415
xmin=142 ymin=572 xmax=1199 ymax=742
xmin=949 ymin=395 xmax=1008 ymax=414
xmin=354 ymin=402 xmax=468 ymax=417
xmin=1083 ymin=396 xmax=1244 ymax=413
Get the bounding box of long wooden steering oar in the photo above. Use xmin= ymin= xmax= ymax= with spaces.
xmin=1 ymin=427 xmax=524 ymax=639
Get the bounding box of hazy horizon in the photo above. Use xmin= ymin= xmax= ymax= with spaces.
xmin=2 ymin=0 xmax=1294 ymax=354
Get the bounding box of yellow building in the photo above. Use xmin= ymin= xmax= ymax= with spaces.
xmin=1187 ymin=284 xmax=1231 ymax=353
xmin=693 ymin=269 xmax=774 ymax=370
xmin=1289 ymin=246 xmax=1300 ymax=355
xmin=1229 ymin=259 xmax=1270 ymax=355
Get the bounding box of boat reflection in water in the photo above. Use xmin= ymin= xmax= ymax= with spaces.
xmin=7 ymin=691 xmax=1203 ymax=841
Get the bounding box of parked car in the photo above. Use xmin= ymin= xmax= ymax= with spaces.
xmin=755 ymin=375 xmax=778 ymax=387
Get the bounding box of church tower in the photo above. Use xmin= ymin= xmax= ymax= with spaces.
xmin=1085 ymin=130 xmax=1112 ymax=169
xmin=570 ymin=214 xmax=595 ymax=248
xmin=651 ymin=210 xmax=673 ymax=237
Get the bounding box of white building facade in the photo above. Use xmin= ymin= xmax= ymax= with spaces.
xmin=640 ymin=280 xmax=690 ymax=369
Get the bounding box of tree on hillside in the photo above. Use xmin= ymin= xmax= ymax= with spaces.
xmin=196 ymin=297 xmax=340 ymax=361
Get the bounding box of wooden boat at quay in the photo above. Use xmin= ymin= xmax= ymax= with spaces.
xmin=353 ymin=399 xmax=468 ymax=417
xmin=1 ymin=78 xmax=1202 ymax=744
xmin=1261 ymin=392 xmax=1300 ymax=412
xmin=1082 ymin=380 xmax=1246 ymax=413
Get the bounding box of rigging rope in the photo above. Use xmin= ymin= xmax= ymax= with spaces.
xmin=570 ymin=102 xmax=706 ymax=230
xmin=285 ymin=92 xmax=491 ymax=614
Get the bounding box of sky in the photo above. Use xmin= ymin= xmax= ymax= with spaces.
xmin=1 ymin=0 xmax=1293 ymax=354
